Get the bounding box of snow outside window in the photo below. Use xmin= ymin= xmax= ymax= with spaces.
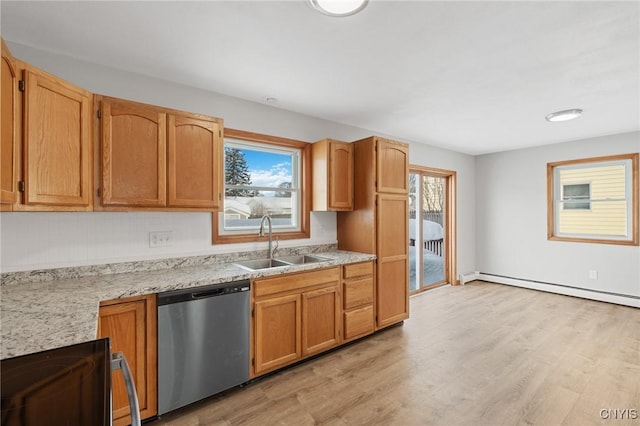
xmin=220 ymin=139 xmax=301 ymax=235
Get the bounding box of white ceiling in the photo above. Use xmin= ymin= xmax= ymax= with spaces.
xmin=2 ymin=1 xmax=639 ymax=155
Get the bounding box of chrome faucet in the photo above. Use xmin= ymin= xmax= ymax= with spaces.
xmin=258 ymin=215 xmax=274 ymax=259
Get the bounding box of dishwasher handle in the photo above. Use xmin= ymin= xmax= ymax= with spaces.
xmin=191 ymin=288 xmax=225 ymax=299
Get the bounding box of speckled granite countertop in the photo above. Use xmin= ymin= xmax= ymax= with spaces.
xmin=1 ymin=248 xmax=375 ymax=359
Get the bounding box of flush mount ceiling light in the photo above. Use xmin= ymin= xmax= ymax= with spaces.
xmin=309 ymin=0 xmax=369 ymax=17
xmin=545 ymin=109 xmax=583 ymax=122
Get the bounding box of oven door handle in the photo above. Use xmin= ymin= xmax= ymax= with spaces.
xmin=111 ymin=351 xmax=141 ymax=426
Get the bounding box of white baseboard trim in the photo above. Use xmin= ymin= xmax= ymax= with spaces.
xmin=477 ymin=273 xmax=639 ymax=308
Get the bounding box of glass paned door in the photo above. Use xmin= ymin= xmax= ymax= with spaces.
xmin=409 ymin=172 xmax=447 ymax=293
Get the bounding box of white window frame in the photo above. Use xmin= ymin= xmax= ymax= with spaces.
xmin=547 ymin=153 xmax=639 ymax=245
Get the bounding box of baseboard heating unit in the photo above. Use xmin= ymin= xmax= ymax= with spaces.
xmin=477 ymin=273 xmax=639 ymax=308
xmin=458 ymin=272 xmax=479 ymax=285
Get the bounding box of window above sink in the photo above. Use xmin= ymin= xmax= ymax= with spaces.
xmin=213 ymin=128 xmax=311 ymax=244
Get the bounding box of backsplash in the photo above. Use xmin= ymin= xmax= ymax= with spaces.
xmin=1 ymin=243 xmax=337 ymax=286
xmin=0 ymin=211 xmax=338 ymax=272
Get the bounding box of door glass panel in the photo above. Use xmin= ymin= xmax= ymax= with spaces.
xmin=409 ymin=173 xmax=419 ymax=292
xmin=422 ymin=175 xmax=445 ymax=287
xmin=409 ymin=172 xmax=447 ymax=293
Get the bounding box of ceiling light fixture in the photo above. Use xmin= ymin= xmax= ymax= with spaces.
xmin=309 ymin=0 xmax=369 ymax=17
xmin=545 ymin=109 xmax=583 ymax=122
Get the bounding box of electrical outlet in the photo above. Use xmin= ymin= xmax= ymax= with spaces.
xmin=149 ymin=231 xmax=173 ymax=248
xmin=588 ymin=270 xmax=598 ymax=280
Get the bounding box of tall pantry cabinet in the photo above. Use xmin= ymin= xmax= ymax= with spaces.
xmin=337 ymin=137 xmax=410 ymax=329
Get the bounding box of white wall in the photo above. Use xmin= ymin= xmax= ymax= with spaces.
xmin=475 ymin=131 xmax=640 ymax=298
xmin=0 ymin=42 xmax=476 ymax=273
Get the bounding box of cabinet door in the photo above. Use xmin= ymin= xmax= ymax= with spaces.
xmin=1 ymin=40 xmax=18 ymax=207
xmin=167 ymin=114 xmax=222 ymax=208
xmin=254 ymin=294 xmax=301 ymax=375
xmin=302 ymin=285 xmax=340 ymax=356
xmin=101 ymin=97 xmax=166 ymax=207
xmin=376 ymin=138 xmax=408 ymax=194
xmin=376 ymin=193 xmax=409 ymax=328
xmin=23 ymin=67 xmax=92 ymax=208
xmin=329 ymin=141 xmax=353 ymax=210
xmin=98 ymin=295 xmax=157 ymax=425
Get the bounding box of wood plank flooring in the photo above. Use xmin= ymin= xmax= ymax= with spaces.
xmin=151 ymin=281 xmax=640 ymax=425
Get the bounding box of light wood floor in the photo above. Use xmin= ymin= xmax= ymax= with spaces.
xmin=151 ymin=281 xmax=640 ymax=426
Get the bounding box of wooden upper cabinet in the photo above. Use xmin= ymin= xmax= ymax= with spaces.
xmin=21 ymin=65 xmax=92 ymax=210
xmin=312 ymin=138 xmax=353 ymax=211
xmin=167 ymin=113 xmax=222 ymax=208
xmin=1 ymin=39 xmax=18 ymax=208
xmin=98 ymin=96 xmax=223 ymax=210
xmin=100 ymin=96 xmax=166 ymax=207
xmin=376 ymin=138 xmax=409 ymax=194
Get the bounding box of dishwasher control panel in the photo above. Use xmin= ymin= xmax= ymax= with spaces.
xmin=157 ymin=280 xmax=250 ymax=306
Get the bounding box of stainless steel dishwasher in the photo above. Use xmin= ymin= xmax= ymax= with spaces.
xmin=157 ymin=280 xmax=250 ymax=415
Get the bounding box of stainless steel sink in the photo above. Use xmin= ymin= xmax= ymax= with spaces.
xmin=233 ymin=258 xmax=290 ymax=272
xmin=233 ymin=255 xmax=330 ymax=271
xmin=275 ymin=255 xmax=331 ymax=265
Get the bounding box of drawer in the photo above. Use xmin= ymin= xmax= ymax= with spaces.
xmin=343 ymin=261 xmax=373 ymax=279
xmin=254 ymin=267 xmax=340 ymax=298
xmin=343 ymin=277 xmax=373 ymax=310
xmin=344 ymin=305 xmax=374 ymax=340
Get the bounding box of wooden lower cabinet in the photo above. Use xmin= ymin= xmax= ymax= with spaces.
xmin=254 ymin=294 xmax=301 ymax=375
xmin=252 ymin=267 xmax=340 ymax=377
xmin=376 ymin=257 xmax=409 ymax=328
xmin=302 ymin=285 xmax=340 ymax=356
xmin=98 ymin=294 xmax=157 ymax=425
xmin=342 ymin=262 xmax=375 ymax=341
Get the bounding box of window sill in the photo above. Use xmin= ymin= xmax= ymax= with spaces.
xmin=548 ymin=235 xmax=639 ymax=246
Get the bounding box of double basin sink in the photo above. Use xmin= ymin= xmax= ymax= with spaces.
xmin=234 ymin=255 xmax=331 ymax=272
